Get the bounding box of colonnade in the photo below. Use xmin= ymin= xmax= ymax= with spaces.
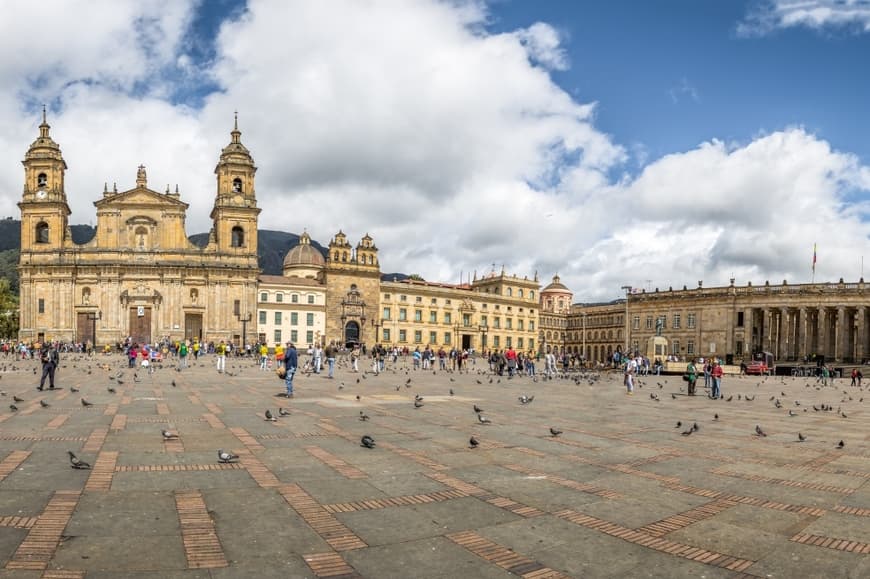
xmin=746 ymin=306 xmax=868 ymax=363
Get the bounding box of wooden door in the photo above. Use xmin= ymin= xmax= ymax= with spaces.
xmin=129 ymin=307 xmax=152 ymax=345
xmin=184 ymin=313 xmax=202 ymax=341
xmin=76 ymin=312 xmax=92 ymax=344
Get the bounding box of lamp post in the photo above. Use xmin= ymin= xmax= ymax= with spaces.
xmin=582 ymin=312 xmax=587 ymax=367
xmin=236 ymin=312 xmax=251 ymax=356
xmin=621 ymin=285 xmax=632 ymax=354
xmin=87 ymin=310 xmax=102 ymax=355
xmin=478 ymin=324 xmax=488 ymax=353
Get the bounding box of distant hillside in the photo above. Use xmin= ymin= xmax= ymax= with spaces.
xmin=0 ymin=220 xmax=407 ymax=291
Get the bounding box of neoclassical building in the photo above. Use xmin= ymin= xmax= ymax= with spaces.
xmin=18 ymin=112 xmax=260 ymax=345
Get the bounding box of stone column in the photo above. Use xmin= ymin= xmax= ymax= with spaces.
xmin=857 ymin=306 xmax=866 ymax=364
xmin=797 ymin=307 xmax=807 ymax=361
xmin=817 ymin=308 xmax=827 ymax=360
xmin=836 ymin=306 xmax=846 ymax=362
xmin=779 ymin=307 xmax=790 ymax=360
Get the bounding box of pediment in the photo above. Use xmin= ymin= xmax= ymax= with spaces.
xmin=94 ymin=187 xmax=189 ymax=209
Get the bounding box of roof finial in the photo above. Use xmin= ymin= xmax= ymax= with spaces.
xmin=231 ymin=111 xmax=241 ymax=144
xmin=136 ymin=165 xmax=147 ymax=188
xmin=42 ymin=104 xmax=46 ymax=124
xmin=38 ymin=104 xmax=51 ymax=138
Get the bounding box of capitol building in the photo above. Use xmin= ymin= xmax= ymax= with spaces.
xmin=17 ymin=116 xmax=870 ymax=365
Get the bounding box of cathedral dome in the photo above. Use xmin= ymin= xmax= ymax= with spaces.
xmin=283 ymin=232 xmax=325 ymax=269
xmin=542 ymin=274 xmax=569 ymax=293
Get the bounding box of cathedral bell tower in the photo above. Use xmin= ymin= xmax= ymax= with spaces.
xmin=209 ymin=113 xmax=260 ymax=264
xmin=18 ymin=107 xmax=71 ymax=251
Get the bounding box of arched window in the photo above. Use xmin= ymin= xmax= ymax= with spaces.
xmin=529 ymin=291 xmax=534 ymax=300
xmin=558 ymin=298 xmax=564 ymax=310
xmin=135 ymin=226 xmax=148 ymax=248
xmin=507 ymin=288 xmax=513 ymax=297
xmin=342 ymin=251 xmax=348 ymax=262
xmin=518 ymin=289 xmax=524 ymax=298
xmin=608 ymin=330 xmax=613 ymax=340
xmin=232 ymin=177 xmax=243 ymax=193
xmin=231 ymin=226 xmax=244 ymax=247
xmin=333 ymin=251 xmax=339 ymax=261
xmin=37 ymin=173 xmax=47 ymax=188
xmin=35 ymin=222 xmax=49 ymax=244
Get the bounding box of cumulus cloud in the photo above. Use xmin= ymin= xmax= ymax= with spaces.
xmin=0 ymin=0 xmax=868 ymax=304
xmin=739 ymin=0 xmax=870 ymax=36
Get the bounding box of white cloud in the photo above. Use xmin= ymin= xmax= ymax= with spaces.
xmin=739 ymin=0 xmax=870 ymax=35
xmin=0 ymin=1 xmax=869 ymax=304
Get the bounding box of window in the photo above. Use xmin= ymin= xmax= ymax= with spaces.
xmin=495 ymin=305 xmax=500 ymax=310
xmin=258 ymin=311 xmax=266 ymax=324
xmin=736 ymin=340 xmax=744 ymax=354
xmin=518 ymin=289 xmax=524 ymax=298
xmin=462 ymin=313 xmax=471 ymax=327
xmin=528 ymin=338 xmax=534 ymax=350
xmin=276 ymin=293 xmax=283 ymax=303
xmin=37 ymin=172 xmax=47 ymax=188
xmin=481 ymin=304 xmax=487 ymax=309
xmin=646 ymin=316 xmax=653 ymax=330
xmin=429 ymin=331 xmax=437 ymax=344
xmin=736 ymin=312 xmax=744 ymax=327
xmin=291 ymin=330 xmax=298 ymax=342
xmin=306 ymin=313 xmax=314 ymax=326
xmin=481 ymin=315 xmax=488 ymax=327
xmin=414 ymin=330 xmax=422 ymax=343
xmin=507 ymin=318 xmax=514 ymax=330
xmin=529 ymin=321 xmax=534 ymax=331
xmin=233 ymin=300 xmax=240 ymax=316
xmin=672 ymin=340 xmax=680 ymax=356
xmin=135 ymin=226 xmax=148 ymax=248
xmin=35 ymin=222 xmax=49 ymax=244
xmin=38 ymin=298 xmax=45 ymax=314
xmin=232 ymin=177 xmax=243 ymax=193
xmin=290 ymin=312 xmax=298 ymax=325
xmin=518 ymin=320 xmax=524 ymax=331
xmin=518 ymin=337 xmax=524 ymax=349
xmin=292 ymin=294 xmax=299 ymax=303
xmin=529 ymin=291 xmax=535 ymax=300
xmin=306 ymin=330 xmax=313 ymax=344
xmin=274 ymin=330 xmax=282 ymax=343
xmin=414 ymin=310 xmax=422 ymax=322
xmin=506 ymin=337 xmax=512 ymax=348
xmin=399 ymin=329 xmax=407 ymax=342
xmin=445 ymin=299 xmax=451 ymax=305
xmin=493 ymin=317 xmax=501 ymax=329
xmin=383 ymin=329 xmax=391 ymax=342
xmin=507 ymin=288 xmax=513 ymax=297
xmin=384 ymin=294 xmax=391 ymax=300
xmin=231 ymin=226 xmax=244 ymax=247
xmin=687 ymin=313 xmax=696 ymax=329
xmin=399 ymin=308 xmax=407 ymax=321
xmin=260 ymin=292 xmax=267 ymax=302
xmin=444 ymin=332 xmax=452 ymax=345
xmin=493 ymin=335 xmax=500 ymax=347
xmin=416 ymin=296 xmax=422 ymax=303
xmin=632 ymin=315 xmax=640 ymax=330
xmin=274 ymin=312 xmax=282 ymax=325
xmin=429 ymin=311 xmax=437 ymax=323
xmin=672 ymin=314 xmax=681 ymax=329
xmin=400 ymin=295 xmax=407 ymax=301
xmin=307 ymin=295 xmax=314 ymax=304
xmin=444 ymin=312 xmax=452 ymax=324
xmin=383 ymin=307 xmax=391 ymax=321
xmin=687 ymin=340 xmax=695 ymax=355
xmin=431 ymin=298 xmax=437 ymax=305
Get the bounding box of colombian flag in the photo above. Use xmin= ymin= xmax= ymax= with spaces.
xmin=812 ymin=243 xmax=817 ymax=273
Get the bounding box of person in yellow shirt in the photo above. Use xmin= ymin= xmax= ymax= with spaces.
xmin=215 ymin=340 xmax=227 ymax=373
xmin=259 ymin=343 xmax=269 ymax=370
xmin=274 ymin=343 xmax=285 ymax=369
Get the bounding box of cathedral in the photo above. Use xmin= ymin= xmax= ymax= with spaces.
xmin=17 ymin=111 xmax=260 ymax=346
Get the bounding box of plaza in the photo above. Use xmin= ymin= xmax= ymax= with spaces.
xmin=0 ymin=351 xmax=866 ymax=578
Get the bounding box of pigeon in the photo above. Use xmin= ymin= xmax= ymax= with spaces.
xmin=40 ymin=400 xmax=50 ymax=408
xmin=360 ymin=435 xmax=376 ymax=449
xmin=477 ymin=414 xmax=491 ymax=424
xmin=675 ymin=421 xmax=682 ymax=429
xmin=449 ymin=388 xmax=454 ymax=396
xmin=12 ymin=395 xmax=23 ymax=403
xmin=218 ymin=449 xmax=239 ymax=463
xmin=469 ymin=436 xmax=479 ymax=448
xmin=161 ymin=429 xmax=179 ymax=439
xmin=518 ymin=395 xmax=534 ymax=405
xmin=798 ymin=432 xmax=806 ymax=442
xmin=70 ymin=386 xmax=79 ymax=393
xmin=359 ymin=411 xmax=370 ymax=421
xmin=279 ymin=407 xmax=290 ymax=417
xmin=692 ymin=422 xmax=699 ymax=432
xmin=171 ymin=380 xmax=177 ymax=387
xmin=68 ymin=451 xmax=91 ymax=469
xmin=415 ymin=394 xmax=423 ymax=401
xmin=81 ymin=398 xmax=93 ymax=407
xmin=671 ymin=393 xmax=677 ymax=400
xmin=116 ymin=379 xmax=124 ymax=385
xmin=681 ymin=428 xmax=693 ymax=436
xmin=107 ymin=386 xmax=117 ymax=394
xmin=414 ymin=399 xmax=424 ymax=408
xmin=755 ymin=425 xmax=767 ymax=437
xmin=9 ymin=404 xmax=18 ymax=412
xmin=788 ymin=410 xmax=797 ymax=417
xmin=264 ymin=409 xmax=276 ymax=421
xmin=549 ymin=427 xmax=562 ymax=437
xmin=713 ymin=413 xmax=718 ymax=421
xmin=837 ymin=440 xmax=845 ymax=449
xmin=473 ymin=404 xmax=483 ymax=413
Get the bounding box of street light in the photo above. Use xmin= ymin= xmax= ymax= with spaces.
xmin=478 ymin=323 xmax=488 ymax=353
xmin=87 ymin=310 xmax=102 ymax=354
xmin=236 ymin=311 xmax=251 ymax=356
xmin=621 ymin=285 xmax=632 ymax=355
xmin=582 ymin=312 xmax=587 ymax=367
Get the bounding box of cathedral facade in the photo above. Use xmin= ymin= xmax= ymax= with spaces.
xmin=17 ymin=112 xmax=261 ymax=346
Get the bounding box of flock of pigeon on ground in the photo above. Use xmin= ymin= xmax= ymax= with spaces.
xmin=0 ymin=353 xmax=863 ymax=471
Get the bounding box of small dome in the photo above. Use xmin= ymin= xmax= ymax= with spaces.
xmin=542 ymin=274 xmax=569 ymax=292
xmin=283 ymin=232 xmax=325 ymax=268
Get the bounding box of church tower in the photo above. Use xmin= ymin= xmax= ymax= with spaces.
xmin=324 ymin=231 xmax=381 ymax=347
xmin=18 ymin=107 xmax=71 ymax=252
xmin=209 ymin=113 xmax=260 ymax=265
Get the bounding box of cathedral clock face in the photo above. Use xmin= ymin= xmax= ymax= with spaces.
xmin=36 ymin=190 xmax=47 ymax=200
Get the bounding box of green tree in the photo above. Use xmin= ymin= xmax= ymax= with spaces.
xmin=0 ymin=277 xmax=18 ymax=339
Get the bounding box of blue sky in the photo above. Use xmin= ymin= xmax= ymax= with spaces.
xmin=2 ymin=0 xmax=870 ymax=300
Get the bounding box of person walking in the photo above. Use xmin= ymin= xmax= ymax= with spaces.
xmin=313 ymin=343 xmax=323 ymax=374
xmin=259 ymin=343 xmax=269 ymax=370
xmin=686 ymin=358 xmax=697 ymax=396
xmin=178 ymin=340 xmax=189 ymax=370
xmin=215 ymin=340 xmax=227 ymax=373
xmin=710 ymin=359 xmax=723 ymax=399
xmin=284 ymin=342 xmax=298 ymax=397
xmin=325 ymin=341 xmax=336 ymax=378
xmin=624 ymin=355 xmax=637 ymax=395
xmin=38 ymin=342 xmax=59 ymax=390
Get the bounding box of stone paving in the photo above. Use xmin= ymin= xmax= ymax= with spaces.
xmin=0 ymin=353 xmax=867 ymax=578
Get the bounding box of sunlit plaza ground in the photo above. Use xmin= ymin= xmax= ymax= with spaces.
xmin=0 ymin=351 xmax=867 ymax=578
